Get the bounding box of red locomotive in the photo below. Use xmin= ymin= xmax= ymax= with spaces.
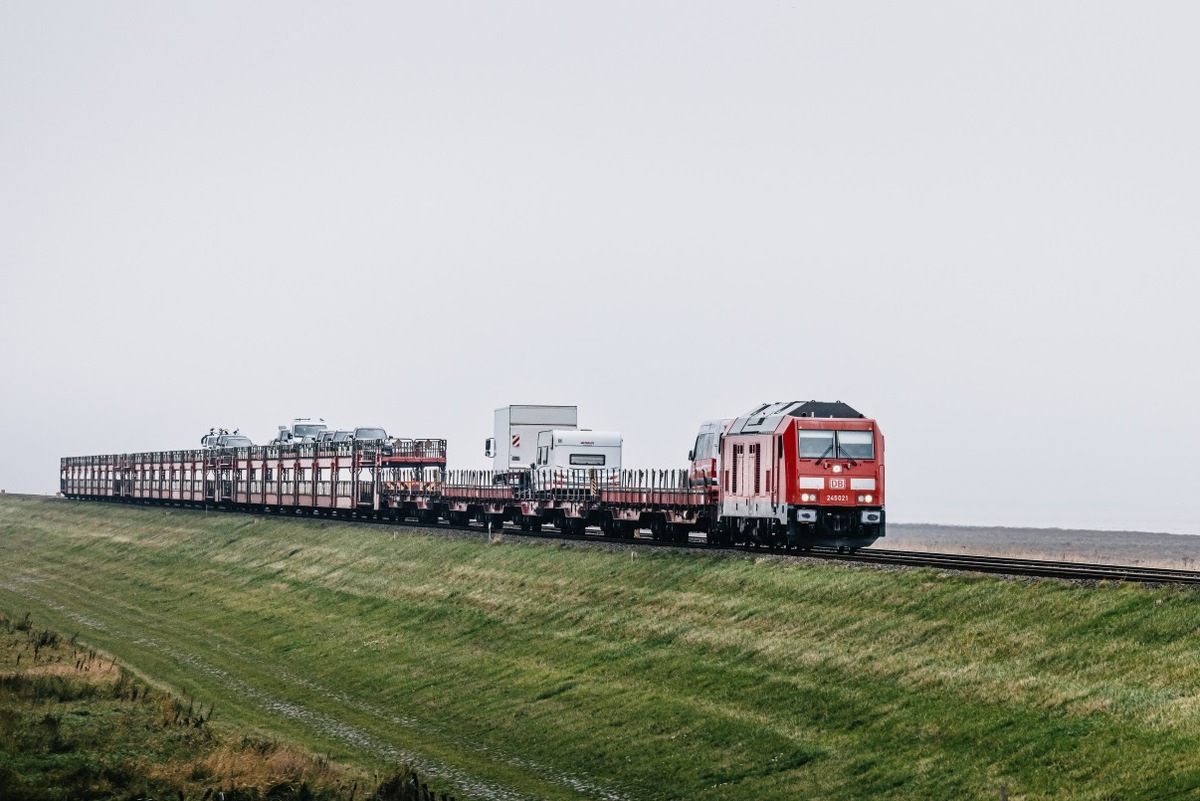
xmin=708 ymin=401 xmax=884 ymax=551
xmin=60 ymin=400 xmax=885 ymax=552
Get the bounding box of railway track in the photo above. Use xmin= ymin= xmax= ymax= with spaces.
xmin=810 ymin=546 xmax=1200 ymax=585
xmin=52 ymin=496 xmax=1200 ymax=586
xmin=457 ymin=517 xmax=1200 ymax=586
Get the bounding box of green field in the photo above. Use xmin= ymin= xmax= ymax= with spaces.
xmin=0 ymin=608 xmax=376 ymax=800
xmin=3 ymin=495 xmax=1200 ymax=800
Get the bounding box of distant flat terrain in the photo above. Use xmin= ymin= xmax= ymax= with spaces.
xmin=886 ymin=523 xmax=1200 ymax=568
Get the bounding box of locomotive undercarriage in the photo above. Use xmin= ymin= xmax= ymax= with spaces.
xmin=63 ymin=492 xmax=884 ymax=554
xmin=714 ymin=507 xmax=885 ymax=552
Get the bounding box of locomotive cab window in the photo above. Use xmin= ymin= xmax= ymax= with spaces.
xmin=798 ymin=430 xmax=835 ymax=459
xmin=837 ymin=430 xmax=874 ymax=460
xmin=798 ymin=429 xmax=874 ymax=460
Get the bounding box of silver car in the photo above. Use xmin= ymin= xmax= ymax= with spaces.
xmin=201 ymin=429 xmax=254 ymax=449
xmin=353 ymin=426 xmax=393 ymax=456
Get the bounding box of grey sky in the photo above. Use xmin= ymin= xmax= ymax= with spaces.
xmin=2 ymin=3 xmax=1198 ymax=534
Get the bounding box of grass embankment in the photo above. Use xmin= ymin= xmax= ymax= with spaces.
xmin=3 ymin=496 xmax=1200 ymax=800
xmin=0 ymin=610 xmax=380 ymax=800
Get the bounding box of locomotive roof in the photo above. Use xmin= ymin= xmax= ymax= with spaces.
xmin=727 ymin=400 xmax=865 ymax=436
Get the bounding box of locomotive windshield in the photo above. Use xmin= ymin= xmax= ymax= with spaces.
xmin=836 ymin=430 xmax=874 ymax=459
xmin=798 ymin=430 xmax=835 ymax=459
xmin=798 ymin=429 xmax=874 ymax=460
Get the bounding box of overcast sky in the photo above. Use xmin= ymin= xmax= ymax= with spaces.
xmin=2 ymin=3 xmax=1198 ymax=535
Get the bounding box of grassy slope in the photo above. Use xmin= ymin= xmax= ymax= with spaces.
xmin=0 ymin=611 xmax=369 ymax=800
xmin=2 ymin=496 xmax=1199 ymax=801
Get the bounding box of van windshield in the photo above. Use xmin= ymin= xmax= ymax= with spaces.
xmin=356 ymin=428 xmax=387 ymax=440
xmin=295 ymin=424 xmax=326 ymax=438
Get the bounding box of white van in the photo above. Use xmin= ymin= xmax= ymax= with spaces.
xmin=688 ymin=418 xmax=732 ymax=487
xmin=532 ymin=429 xmax=622 ymax=489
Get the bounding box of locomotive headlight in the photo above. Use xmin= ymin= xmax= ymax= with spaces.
xmin=863 ymin=494 xmax=873 ymax=503
xmin=832 ymin=464 xmax=843 ymax=473
xmin=800 ymin=492 xmax=815 ymax=502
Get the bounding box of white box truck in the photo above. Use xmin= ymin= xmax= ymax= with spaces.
xmin=485 ymin=405 xmax=578 ymax=474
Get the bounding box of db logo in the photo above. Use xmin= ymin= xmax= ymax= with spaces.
xmin=829 ymin=478 xmax=846 ymax=490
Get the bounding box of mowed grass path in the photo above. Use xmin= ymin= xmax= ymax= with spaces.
xmin=3 ymin=496 xmax=1200 ymax=800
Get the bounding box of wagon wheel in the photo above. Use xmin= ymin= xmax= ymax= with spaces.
xmin=649 ymin=516 xmax=667 ymax=541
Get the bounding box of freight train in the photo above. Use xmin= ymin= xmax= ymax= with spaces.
xmin=59 ymin=400 xmax=886 ymax=551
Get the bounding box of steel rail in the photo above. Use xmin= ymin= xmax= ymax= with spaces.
xmin=55 ymin=496 xmax=1200 ymax=586
xmin=364 ymin=514 xmax=1200 ymax=586
xmin=814 ymin=547 xmax=1200 ymax=585
xmin=446 ymin=521 xmax=1200 ymax=585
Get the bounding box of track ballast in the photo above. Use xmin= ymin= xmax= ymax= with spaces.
xmin=342 ymin=504 xmax=1196 ymax=585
